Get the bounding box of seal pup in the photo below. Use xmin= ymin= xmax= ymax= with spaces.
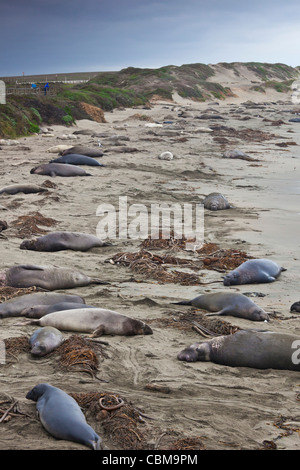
xmin=22 ymin=302 xmax=96 ymax=319
xmin=29 ymin=326 xmax=64 ymax=356
xmin=201 ymin=193 xmax=234 ymax=211
xmin=27 ymin=307 xmax=153 ymax=337
xmin=50 ymin=154 xmax=105 ymax=167
xmin=0 ymin=264 xmax=109 ymax=290
xmin=177 ymin=329 xmax=300 ymax=371
xmin=30 ymin=163 xmax=92 ymax=177
xmin=0 ymin=184 xmax=47 ymax=195
xmin=174 ymin=292 xmax=269 ymax=321
xmin=223 ymin=259 xmax=286 ymax=286
xmin=20 ymin=231 xmax=111 ymax=252
xmin=26 ymin=383 xmax=102 ymax=450
xmin=0 ymin=292 xmax=85 ymax=318
xmin=61 ymin=146 xmax=104 ymax=158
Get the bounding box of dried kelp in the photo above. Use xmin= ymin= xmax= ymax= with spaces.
xmin=70 ymin=391 xmax=148 ymax=450
xmin=148 ymin=308 xmax=240 ymax=336
xmin=155 ymin=429 xmax=206 ymax=450
xmin=0 ymin=285 xmax=45 ymax=303
xmin=57 ymin=335 xmax=106 ymax=378
xmin=3 ymin=336 xmax=30 ymax=362
xmin=140 ymin=230 xmax=197 ymax=251
xmin=107 ymin=250 xmax=203 ymax=285
xmin=11 ymin=211 xmax=58 ymax=238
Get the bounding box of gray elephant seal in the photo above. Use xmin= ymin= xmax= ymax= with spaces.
xmin=177 ymin=329 xmax=300 ymax=371
xmin=174 ymin=292 xmax=269 ymax=321
xmin=22 ymin=302 xmax=96 ymax=319
xmin=62 ymin=146 xmax=104 ymax=158
xmin=28 ymin=307 xmax=153 ymax=337
xmin=290 ymin=302 xmax=300 ymax=313
xmin=26 ymin=383 xmax=102 ymax=449
xmin=223 ymin=259 xmax=286 ymax=286
xmin=0 ymin=292 xmax=85 ymax=318
xmin=20 ymin=231 xmax=111 ymax=252
xmin=30 ymin=163 xmax=92 ymax=177
xmin=223 ymin=149 xmax=258 ymax=161
xmin=201 ymin=193 xmax=233 ymax=211
xmin=50 ymin=154 xmax=105 ymax=167
xmin=29 ymin=326 xmax=64 ymax=356
xmin=0 ymin=184 xmax=47 ymax=195
xmin=0 ymin=264 xmax=108 ymax=290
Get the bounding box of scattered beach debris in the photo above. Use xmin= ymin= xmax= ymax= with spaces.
xmin=57 ymin=335 xmax=107 ymax=379
xmin=11 ymin=211 xmax=58 ymax=238
xmin=70 ymin=391 xmax=148 ymax=450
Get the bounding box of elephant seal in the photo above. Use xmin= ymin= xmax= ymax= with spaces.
xmin=30 ymin=163 xmax=92 ymax=177
xmin=26 ymin=383 xmax=102 ymax=449
xmin=46 ymin=145 xmax=71 ymax=153
xmin=177 ymin=329 xmax=300 ymax=371
xmin=0 ymin=184 xmax=47 ymax=195
xmin=28 ymin=307 xmax=153 ymax=337
xmin=0 ymin=264 xmax=108 ymax=290
xmin=201 ymin=192 xmax=233 ymax=211
xmin=61 ymin=146 xmax=104 ymax=158
xmin=223 ymin=259 xmax=286 ymax=286
xmin=290 ymin=302 xmax=300 ymax=313
xmin=222 ymin=149 xmax=258 ymax=162
xmin=174 ymin=292 xmax=269 ymax=321
xmin=0 ymin=292 xmax=85 ymax=318
xmin=20 ymin=231 xmax=111 ymax=252
xmin=22 ymin=302 xmax=96 ymax=319
xmin=50 ymin=154 xmax=105 ymax=167
xmin=29 ymin=326 xmax=64 ymax=356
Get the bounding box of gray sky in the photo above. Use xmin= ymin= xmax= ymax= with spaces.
xmin=1 ymin=0 xmax=300 ymax=76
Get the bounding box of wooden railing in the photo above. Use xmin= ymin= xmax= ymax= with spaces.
xmin=6 ymin=87 xmax=56 ymax=96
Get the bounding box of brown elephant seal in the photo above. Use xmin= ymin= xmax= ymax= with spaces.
xmin=177 ymin=329 xmax=300 ymax=371
xmin=0 ymin=184 xmax=48 ymax=195
xmin=174 ymin=292 xmax=269 ymax=321
xmin=0 ymin=264 xmax=109 ymax=290
xmin=61 ymin=146 xmax=104 ymax=158
xmin=290 ymin=302 xmax=300 ymax=313
xmin=20 ymin=231 xmax=111 ymax=252
xmin=223 ymin=259 xmax=286 ymax=286
xmin=50 ymin=154 xmax=105 ymax=167
xmin=26 ymin=383 xmax=102 ymax=450
xmin=22 ymin=302 xmax=96 ymax=319
xmin=30 ymin=163 xmax=92 ymax=177
xmin=0 ymin=292 xmax=85 ymax=318
xmin=28 ymin=307 xmax=153 ymax=337
xmin=201 ymin=193 xmax=233 ymax=211
xmin=29 ymin=326 xmax=64 ymax=356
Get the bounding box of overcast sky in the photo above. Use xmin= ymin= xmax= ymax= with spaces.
xmin=1 ymin=0 xmax=300 ymax=76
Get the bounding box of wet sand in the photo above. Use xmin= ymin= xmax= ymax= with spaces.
xmin=0 ymin=89 xmax=299 ymax=450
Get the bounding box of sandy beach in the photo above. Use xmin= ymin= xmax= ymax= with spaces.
xmin=0 ymin=87 xmax=299 ymax=451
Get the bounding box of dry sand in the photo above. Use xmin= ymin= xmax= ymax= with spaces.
xmin=0 ymin=88 xmax=299 ymax=451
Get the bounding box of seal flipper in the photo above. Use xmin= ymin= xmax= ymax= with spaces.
xmin=89 ymin=325 xmax=105 ymax=337
xmin=171 ymin=300 xmax=192 ymax=306
xmin=205 ymin=308 xmax=228 ymax=317
xmin=90 ymin=278 xmax=110 ymax=285
xmin=16 ymin=264 xmax=45 ymax=271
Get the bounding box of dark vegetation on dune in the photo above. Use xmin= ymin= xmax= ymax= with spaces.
xmin=0 ymin=62 xmax=299 ymax=138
